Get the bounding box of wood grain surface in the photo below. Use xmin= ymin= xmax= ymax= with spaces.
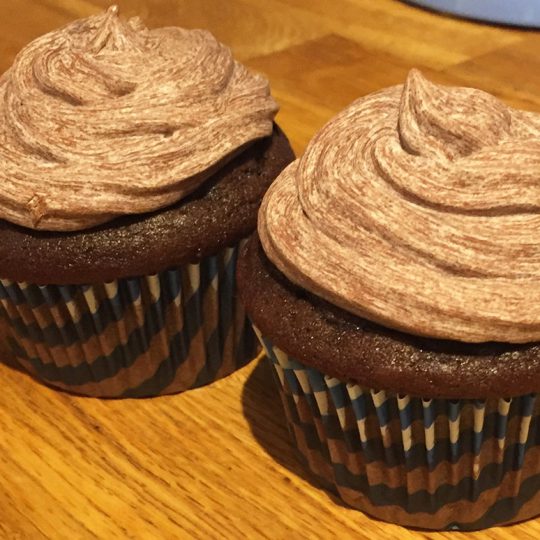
xmin=1 ymin=1 xmax=539 ymax=538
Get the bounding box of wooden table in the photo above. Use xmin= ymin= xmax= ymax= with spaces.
xmin=1 ymin=1 xmax=540 ymax=538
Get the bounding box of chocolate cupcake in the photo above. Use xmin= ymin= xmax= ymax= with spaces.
xmin=0 ymin=7 xmax=294 ymax=397
xmin=238 ymin=70 xmax=540 ymax=530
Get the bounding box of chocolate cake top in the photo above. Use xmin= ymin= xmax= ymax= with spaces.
xmin=0 ymin=126 xmax=294 ymax=284
xmin=239 ymin=236 xmax=540 ymax=399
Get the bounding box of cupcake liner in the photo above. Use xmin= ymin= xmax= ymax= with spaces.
xmin=256 ymin=329 xmax=540 ymax=531
xmin=0 ymin=243 xmax=257 ymax=397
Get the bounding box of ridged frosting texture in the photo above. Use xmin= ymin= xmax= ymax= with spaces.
xmin=259 ymin=69 xmax=540 ymax=344
xmin=0 ymin=6 xmax=278 ymax=231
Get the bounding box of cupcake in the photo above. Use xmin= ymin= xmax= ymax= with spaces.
xmin=0 ymin=6 xmax=294 ymax=397
xmin=238 ymin=69 xmax=540 ymax=530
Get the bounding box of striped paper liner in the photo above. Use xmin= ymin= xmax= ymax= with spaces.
xmin=256 ymin=330 xmax=540 ymax=531
xmin=0 ymin=243 xmax=257 ymax=398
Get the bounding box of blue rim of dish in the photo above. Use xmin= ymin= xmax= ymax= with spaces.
xmin=405 ymin=0 xmax=540 ymax=28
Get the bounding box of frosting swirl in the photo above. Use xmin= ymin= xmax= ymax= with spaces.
xmin=0 ymin=6 xmax=277 ymax=231
xmin=259 ymin=70 xmax=540 ymax=343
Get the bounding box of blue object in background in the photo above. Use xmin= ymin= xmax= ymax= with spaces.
xmin=406 ymin=0 xmax=540 ymax=27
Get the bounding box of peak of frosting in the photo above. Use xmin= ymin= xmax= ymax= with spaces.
xmin=85 ymin=6 xmax=148 ymax=54
xmin=0 ymin=7 xmax=277 ymax=230
xmin=259 ymin=70 xmax=540 ymax=343
xmin=398 ymin=69 xmax=512 ymax=160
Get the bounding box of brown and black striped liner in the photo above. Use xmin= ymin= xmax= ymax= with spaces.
xmin=256 ymin=329 xmax=540 ymax=531
xmin=0 ymin=243 xmax=257 ymax=398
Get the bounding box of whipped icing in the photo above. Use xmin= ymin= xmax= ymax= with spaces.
xmin=259 ymin=70 xmax=540 ymax=343
xmin=0 ymin=6 xmax=278 ymax=230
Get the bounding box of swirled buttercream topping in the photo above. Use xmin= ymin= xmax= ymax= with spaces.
xmin=0 ymin=6 xmax=277 ymax=231
xmin=259 ymin=69 xmax=540 ymax=343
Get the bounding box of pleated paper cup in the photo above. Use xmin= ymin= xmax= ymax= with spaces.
xmin=256 ymin=330 xmax=540 ymax=531
xmin=0 ymin=243 xmax=257 ymax=398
